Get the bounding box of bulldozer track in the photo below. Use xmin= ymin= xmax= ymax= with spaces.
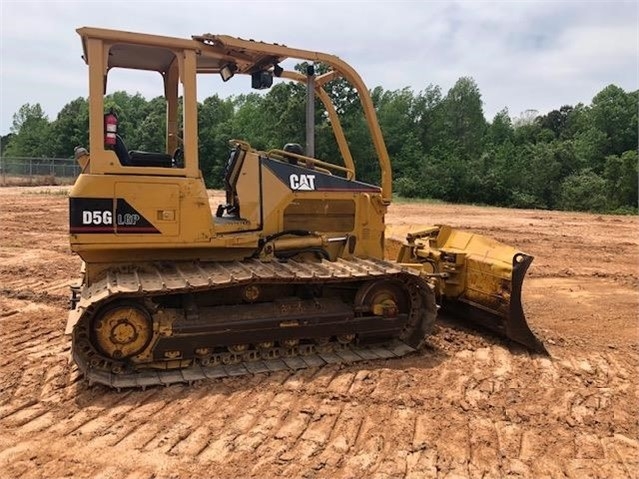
xmin=71 ymin=257 xmax=436 ymax=389
xmin=75 ymin=339 xmax=418 ymax=390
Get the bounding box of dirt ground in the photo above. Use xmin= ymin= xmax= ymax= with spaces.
xmin=0 ymin=186 xmax=637 ymax=479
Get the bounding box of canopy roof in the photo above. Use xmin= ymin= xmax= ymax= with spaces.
xmin=77 ymin=27 xmax=330 ymax=75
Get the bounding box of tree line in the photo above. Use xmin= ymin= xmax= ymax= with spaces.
xmin=1 ymin=73 xmax=636 ymax=214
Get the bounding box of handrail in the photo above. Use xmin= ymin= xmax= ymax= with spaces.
xmin=267 ymin=149 xmax=354 ymax=179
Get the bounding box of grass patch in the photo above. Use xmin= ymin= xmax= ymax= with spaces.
xmin=21 ymin=188 xmax=69 ymax=196
xmin=392 ymin=195 xmax=447 ymax=205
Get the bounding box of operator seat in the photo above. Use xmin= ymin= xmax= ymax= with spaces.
xmin=112 ymin=135 xmax=174 ymax=168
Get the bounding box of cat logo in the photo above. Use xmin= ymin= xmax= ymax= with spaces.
xmin=289 ymin=173 xmax=316 ymax=191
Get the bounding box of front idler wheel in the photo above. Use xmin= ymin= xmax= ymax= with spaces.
xmin=92 ymin=301 xmax=153 ymax=360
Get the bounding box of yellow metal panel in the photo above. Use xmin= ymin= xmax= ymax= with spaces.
xmin=234 ymin=151 xmax=262 ymax=229
xmin=87 ymin=37 xmax=104 ymax=169
xmin=181 ymin=50 xmax=199 ymax=178
xmin=443 ymin=229 xmax=472 ymax=251
xmin=165 ymin=59 xmax=179 ymax=154
xmin=114 ymin=182 xmax=179 ymax=236
xmin=283 ymin=199 xmax=355 ymax=231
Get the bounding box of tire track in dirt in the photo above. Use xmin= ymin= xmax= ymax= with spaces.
xmin=2 ymin=326 xmax=638 ymax=479
xmin=2 ymin=306 xmax=638 ymax=477
xmin=1 ymin=188 xmax=638 ymax=478
xmin=1 ymin=278 xmax=70 ymax=294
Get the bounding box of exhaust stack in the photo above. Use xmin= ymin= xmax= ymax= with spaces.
xmin=305 ymin=64 xmax=315 ymax=157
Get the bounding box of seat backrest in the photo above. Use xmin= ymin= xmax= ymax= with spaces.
xmin=223 ymin=147 xmax=246 ymax=191
xmin=113 ymin=135 xmax=131 ymax=166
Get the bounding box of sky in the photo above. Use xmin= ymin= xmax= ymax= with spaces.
xmin=0 ymin=0 xmax=637 ymax=136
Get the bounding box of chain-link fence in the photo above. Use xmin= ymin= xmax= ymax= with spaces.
xmin=0 ymin=157 xmax=81 ymax=186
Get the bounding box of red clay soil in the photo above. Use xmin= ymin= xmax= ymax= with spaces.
xmin=1 ymin=186 xmax=636 ymax=478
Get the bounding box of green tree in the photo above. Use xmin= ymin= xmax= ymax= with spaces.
xmin=135 ymin=96 xmax=166 ymax=152
xmin=1 ymin=133 xmax=15 ymax=156
xmin=590 ymin=85 xmax=637 ymax=156
xmin=604 ymin=150 xmax=638 ymax=210
xmin=50 ymin=97 xmax=89 ymax=157
xmin=104 ymin=91 xmax=151 ymax=148
xmin=343 ymin=111 xmax=378 ymax=184
xmin=573 ymin=127 xmax=608 ymax=172
xmin=441 ymin=77 xmax=487 ymax=159
xmin=559 ymin=169 xmax=610 ymax=212
xmin=537 ymin=105 xmax=573 ymax=138
xmin=488 ymin=108 xmax=514 ymax=146
xmin=4 ymin=103 xmax=52 ymax=157
xmin=508 ymin=141 xmax=576 ymax=209
xmin=261 ymin=81 xmax=306 ymax=149
xmin=320 ymin=63 xmax=360 ymax=118
xmin=413 ymin=85 xmax=445 ymax=154
xmin=198 ymin=95 xmax=235 ymax=187
xmin=229 ymin=93 xmax=270 ymax=149
xmin=560 ymin=103 xmax=590 ymax=139
xmin=376 ymin=87 xmax=422 ymax=179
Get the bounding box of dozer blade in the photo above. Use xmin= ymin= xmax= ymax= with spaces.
xmin=391 ymin=225 xmax=548 ymax=355
xmin=439 ymin=251 xmax=548 ymax=354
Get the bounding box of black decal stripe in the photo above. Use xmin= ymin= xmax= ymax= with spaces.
xmin=70 ymin=227 xmax=114 ymax=233
xmin=316 ymin=187 xmax=382 ymax=193
xmin=261 ymin=157 xmax=381 ymax=193
xmin=116 ymin=227 xmax=161 ymax=233
xmin=115 ymin=199 xmax=160 ymax=233
xmin=69 ymin=197 xmax=161 ymax=235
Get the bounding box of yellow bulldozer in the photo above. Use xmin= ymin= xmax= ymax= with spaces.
xmin=66 ymin=27 xmax=546 ymax=389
